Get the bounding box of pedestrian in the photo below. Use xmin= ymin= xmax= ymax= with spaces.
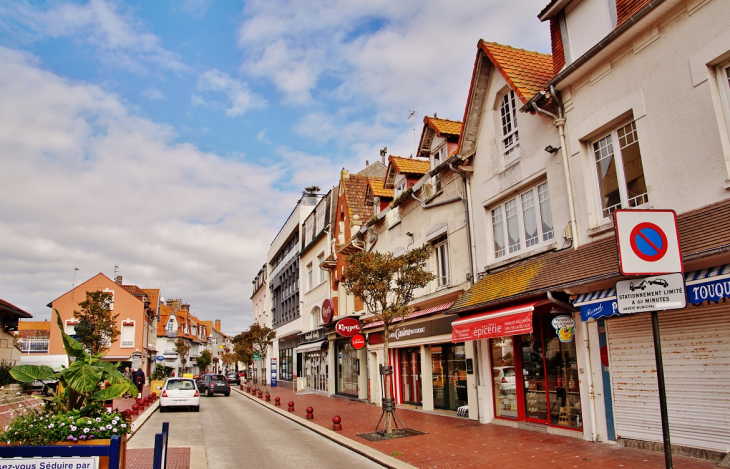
xmin=132 ymin=367 xmax=145 ymax=398
xmin=122 ymin=367 xmax=133 ymax=398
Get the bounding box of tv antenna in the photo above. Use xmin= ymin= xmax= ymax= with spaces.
xmin=407 ymin=110 xmax=418 ymax=158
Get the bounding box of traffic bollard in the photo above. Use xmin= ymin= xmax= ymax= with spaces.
xmin=306 ymin=407 xmax=314 ymax=420
xmin=332 ymin=415 xmax=342 ymax=431
xmin=288 ymin=401 xmax=295 ymax=412
xmin=275 ymin=397 xmax=281 ymax=406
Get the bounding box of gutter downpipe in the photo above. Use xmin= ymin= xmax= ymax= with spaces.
xmin=531 ymin=89 xmax=579 ymax=250
xmin=448 ymin=162 xmax=476 ymax=287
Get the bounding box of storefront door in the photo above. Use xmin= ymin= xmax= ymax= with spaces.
xmin=431 ymin=343 xmax=467 ymax=411
xmin=337 ymin=341 xmax=358 ymax=396
xmin=399 ymin=348 xmax=421 ymax=405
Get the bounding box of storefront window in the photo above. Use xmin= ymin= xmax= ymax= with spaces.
xmin=522 ymin=330 xmax=547 ymax=421
xmin=279 ymin=348 xmax=293 ymax=380
xmin=399 ymin=348 xmax=422 ymax=405
xmin=337 ymin=341 xmax=358 ymax=396
xmin=304 ymin=351 xmax=328 ymax=392
xmin=431 ymin=343 xmax=468 ymax=411
xmin=545 ymin=325 xmax=582 ymax=429
xmin=491 ymin=337 xmax=517 ymax=419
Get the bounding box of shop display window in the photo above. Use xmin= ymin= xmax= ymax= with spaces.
xmin=431 ymin=343 xmax=468 ymax=411
xmin=490 ymin=337 xmax=517 ymax=419
xmin=545 ymin=327 xmax=582 ymax=429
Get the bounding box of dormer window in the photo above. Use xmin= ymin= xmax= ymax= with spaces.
xmin=395 ymin=180 xmax=407 ymax=197
xmin=500 ymin=90 xmax=520 ymax=160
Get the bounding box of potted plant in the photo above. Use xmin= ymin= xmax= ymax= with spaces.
xmin=0 ymin=310 xmax=138 ymax=468
xmin=149 ymin=364 xmax=172 ymax=396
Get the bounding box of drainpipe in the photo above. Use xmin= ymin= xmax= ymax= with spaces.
xmin=531 ymin=87 xmax=579 ymax=250
xmin=448 ymin=163 xmax=476 ymax=286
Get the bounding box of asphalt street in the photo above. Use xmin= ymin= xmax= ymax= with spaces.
xmin=128 ymin=390 xmax=385 ymax=469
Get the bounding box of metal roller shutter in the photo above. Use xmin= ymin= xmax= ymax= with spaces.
xmin=606 ymin=304 xmax=730 ymax=452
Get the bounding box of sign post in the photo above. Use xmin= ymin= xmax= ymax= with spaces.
xmin=614 ymin=209 xmax=684 ymax=469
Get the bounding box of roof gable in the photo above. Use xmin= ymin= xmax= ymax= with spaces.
xmin=480 ymin=41 xmax=553 ymax=104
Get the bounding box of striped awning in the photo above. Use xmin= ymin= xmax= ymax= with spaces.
xmin=363 ymin=301 xmax=454 ymax=329
xmin=574 ymin=264 xmax=730 ymax=321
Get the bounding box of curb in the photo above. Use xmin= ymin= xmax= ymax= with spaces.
xmin=233 ymin=388 xmax=416 ymax=469
xmin=128 ymin=400 xmax=159 ymax=440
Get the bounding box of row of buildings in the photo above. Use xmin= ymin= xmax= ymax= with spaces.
xmin=8 ymin=273 xmax=235 ymax=377
xmin=250 ymin=0 xmax=730 ymax=460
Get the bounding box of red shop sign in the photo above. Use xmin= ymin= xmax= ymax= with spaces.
xmin=351 ymin=333 xmax=366 ymax=350
xmin=336 ymin=318 xmax=362 ymax=337
xmin=321 ymin=299 xmax=334 ymax=324
xmin=451 ymin=311 xmax=533 ymax=342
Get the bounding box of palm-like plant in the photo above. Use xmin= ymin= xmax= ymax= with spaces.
xmin=10 ymin=310 xmax=138 ymax=415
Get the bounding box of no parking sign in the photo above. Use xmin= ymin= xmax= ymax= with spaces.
xmin=614 ymin=209 xmax=683 ymax=275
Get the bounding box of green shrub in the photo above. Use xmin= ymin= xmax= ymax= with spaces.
xmin=0 ymin=360 xmax=16 ymax=386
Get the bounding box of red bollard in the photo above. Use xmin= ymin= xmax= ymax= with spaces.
xmin=131 ymin=404 xmax=139 ymax=416
xmin=258 ymin=390 xmax=263 ymax=399
xmin=265 ymin=393 xmax=270 ymax=402
xmin=136 ymin=397 xmax=145 ymax=407
xmin=246 ymin=386 xmax=250 ymax=393
xmin=332 ymin=415 xmax=342 ymax=431
xmin=240 ymin=384 xmax=244 ymax=390
xmin=275 ymin=397 xmax=281 ymax=406
xmin=288 ymin=401 xmax=295 ymax=412
xmin=306 ymin=406 xmax=314 ymax=420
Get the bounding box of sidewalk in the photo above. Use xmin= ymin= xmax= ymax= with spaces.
xmin=237 ymin=385 xmax=719 ymax=469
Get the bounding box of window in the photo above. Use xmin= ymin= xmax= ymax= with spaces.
xmin=121 ymin=322 xmax=134 ymax=348
xmin=592 ymin=120 xmax=648 ymax=218
xmin=395 ymin=180 xmax=407 ymax=197
xmin=166 ymin=318 xmax=175 ymax=332
xmin=305 ymin=218 xmax=314 ymax=245
xmin=307 ymin=263 xmax=313 ymax=290
xmin=374 ymin=196 xmax=381 ymax=215
xmin=64 ymin=321 xmax=78 ymax=336
xmin=500 ymin=90 xmax=520 ymax=159
xmin=318 ymin=253 xmax=325 ymax=283
xmin=491 ymin=182 xmax=554 ymax=259
xmin=431 ymin=146 xmax=445 ymax=192
xmin=716 ymin=60 xmax=730 ymax=140
xmin=311 ymin=307 xmax=320 ymax=329
xmin=433 ymin=235 xmax=450 ymax=287
xmin=316 ymin=202 xmax=326 ymax=232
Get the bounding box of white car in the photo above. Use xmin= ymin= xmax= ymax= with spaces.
xmin=159 ymin=378 xmax=200 ymax=412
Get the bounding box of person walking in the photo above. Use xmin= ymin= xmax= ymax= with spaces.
xmin=123 ymin=367 xmax=133 ymax=397
xmin=132 ymin=367 xmax=145 ymax=398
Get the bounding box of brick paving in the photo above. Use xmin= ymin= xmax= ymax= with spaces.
xmin=126 ymin=447 xmax=190 ymax=469
xmin=243 ymin=385 xmax=718 ymax=469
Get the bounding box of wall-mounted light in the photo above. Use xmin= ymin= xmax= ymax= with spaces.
xmin=544 ymin=145 xmax=561 ymax=154
xmin=406 ymin=232 xmax=413 ymax=237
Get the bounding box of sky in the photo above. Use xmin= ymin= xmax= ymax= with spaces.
xmin=0 ymin=0 xmax=550 ymax=334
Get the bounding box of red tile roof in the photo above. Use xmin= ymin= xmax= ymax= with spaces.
xmin=479 ymin=41 xmax=553 ymax=104
xmin=367 ymin=178 xmax=393 ymax=198
xmin=342 ymin=173 xmax=374 ymax=223
xmin=616 ymin=0 xmax=651 ymax=27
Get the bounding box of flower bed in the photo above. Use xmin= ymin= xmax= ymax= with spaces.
xmin=1 ymin=409 xmax=131 ymax=446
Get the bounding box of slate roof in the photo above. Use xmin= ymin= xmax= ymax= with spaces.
xmin=0 ymin=299 xmax=32 ymax=318
xmin=450 ymin=198 xmax=730 ymax=314
xmin=367 ymin=178 xmax=393 ymax=198
xmin=479 ymin=41 xmax=553 ymax=104
xmin=357 ymin=161 xmax=387 ymax=178
xmin=425 ymin=117 xmax=462 ymax=137
xmin=390 ymin=156 xmax=430 ymax=175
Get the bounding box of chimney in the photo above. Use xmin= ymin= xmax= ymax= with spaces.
xmin=182 ymin=304 xmax=190 ymax=311
xmin=366 ymin=160 xmax=369 ymax=166
xmin=115 ymin=275 xmax=123 ymax=285
xmin=214 ymin=320 xmax=221 ymax=332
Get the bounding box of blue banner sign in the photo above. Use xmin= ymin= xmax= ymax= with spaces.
xmin=687 ymin=276 xmax=730 ymax=304
xmin=580 ymin=299 xmax=620 ymax=322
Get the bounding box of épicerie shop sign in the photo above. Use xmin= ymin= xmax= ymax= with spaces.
xmin=369 ymin=316 xmax=453 ymax=345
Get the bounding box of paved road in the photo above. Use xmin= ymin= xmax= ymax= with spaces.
xmin=128 ymin=391 xmax=384 ymax=469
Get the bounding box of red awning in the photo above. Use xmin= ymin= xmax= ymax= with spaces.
xmin=451 ymin=301 xmax=542 ymax=343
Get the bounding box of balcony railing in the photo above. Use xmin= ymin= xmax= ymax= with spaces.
xmin=121 ymin=340 xmax=134 ymax=348
xmin=17 ymin=338 xmax=49 ymax=353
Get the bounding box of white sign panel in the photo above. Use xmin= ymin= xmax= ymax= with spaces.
xmin=616 ymin=273 xmax=686 ymax=314
xmin=1 ymin=457 xmax=98 ymax=468
xmin=614 ymin=209 xmax=683 ymax=275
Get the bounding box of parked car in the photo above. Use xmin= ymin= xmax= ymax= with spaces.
xmin=159 ymin=378 xmax=200 ymax=412
xmin=196 ymin=373 xmax=230 ymax=397
xmin=226 ymin=372 xmax=240 ymax=386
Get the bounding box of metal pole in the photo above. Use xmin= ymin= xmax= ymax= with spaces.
xmin=651 ymin=310 xmax=673 ymax=469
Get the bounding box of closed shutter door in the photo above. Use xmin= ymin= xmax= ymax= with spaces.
xmin=606 ymin=304 xmax=730 ymax=452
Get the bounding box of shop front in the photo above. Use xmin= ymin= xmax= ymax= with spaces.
xmin=277 ymin=336 xmax=298 ymax=385
xmin=366 ymin=313 xmax=470 ymax=413
xmin=296 ymin=327 xmax=329 ymax=392
xmin=335 ymin=339 xmax=360 ymax=397
xmin=452 ymin=301 xmax=583 ymax=431
xmin=574 ymin=263 xmax=730 ymax=454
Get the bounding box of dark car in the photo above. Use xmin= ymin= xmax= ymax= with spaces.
xmin=196 ymin=373 xmax=231 ymax=397
xmin=226 ymin=372 xmax=240 ymax=386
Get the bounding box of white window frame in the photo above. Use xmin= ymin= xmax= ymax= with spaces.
xmin=120 ymin=320 xmax=135 ymax=348
xmin=395 ymin=180 xmax=407 ymax=198
xmin=373 ymin=196 xmax=381 ymax=215
xmin=590 ymin=119 xmax=649 ymax=220
xmin=431 ymin=145 xmax=445 ymax=192
xmin=166 ymin=318 xmax=176 ymax=333
xmin=716 ymin=59 xmax=730 ymax=143
xmin=64 ymin=320 xmax=78 ymax=336
xmin=490 ymin=182 xmax=555 ymax=260
xmin=500 ymin=90 xmax=520 ymax=162
xmin=317 ymin=253 xmax=325 ymax=283
xmin=433 ymin=235 xmax=450 ymax=288
xmin=307 ymin=262 xmax=313 ymax=290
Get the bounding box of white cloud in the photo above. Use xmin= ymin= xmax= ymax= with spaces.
xmin=142 ymin=88 xmax=165 ymax=100
xmin=0 ymin=0 xmax=186 ymax=73
xmin=197 ymin=69 xmax=266 ymax=117
xmin=0 ymin=46 xmax=293 ymax=331
xmin=179 ymin=0 xmax=213 ymax=18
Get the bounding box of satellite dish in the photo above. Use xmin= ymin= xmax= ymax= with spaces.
xmin=160 ymin=297 xmax=166 ymax=303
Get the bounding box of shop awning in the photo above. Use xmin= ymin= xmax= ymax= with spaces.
xmin=363 ymin=301 xmax=454 ymax=329
xmin=573 ymin=288 xmax=619 ymax=322
xmin=295 ymin=340 xmax=326 ymax=354
xmin=451 ymin=301 xmax=540 ymax=342
xmin=685 ymin=264 xmax=730 ymax=304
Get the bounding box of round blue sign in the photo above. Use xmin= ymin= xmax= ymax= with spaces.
xmin=630 ymin=222 xmax=668 ymax=262
xmin=157 ymin=355 xmax=164 ymax=361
